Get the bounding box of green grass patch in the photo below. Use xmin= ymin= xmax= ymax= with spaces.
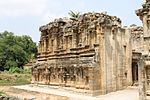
xmin=0 ymin=72 xmax=31 ymax=86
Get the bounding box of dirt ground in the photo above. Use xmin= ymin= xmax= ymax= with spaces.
xmin=0 ymin=86 xmax=56 ymax=100
xmin=9 ymin=85 xmax=140 ymax=100
xmin=0 ymin=85 xmax=150 ymax=100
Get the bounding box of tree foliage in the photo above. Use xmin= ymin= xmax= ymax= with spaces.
xmin=0 ymin=31 xmax=37 ymax=71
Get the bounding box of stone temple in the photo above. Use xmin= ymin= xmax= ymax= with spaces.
xmin=32 ymin=0 xmax=150 ymax=96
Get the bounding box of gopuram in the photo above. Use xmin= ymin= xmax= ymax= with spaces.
xmin=32 ymin=12 xmax=133 ymax=96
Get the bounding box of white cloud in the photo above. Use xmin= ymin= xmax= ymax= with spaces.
xmin=39 ymin=0 xmax=86 ymax=24
xmin=0 ymin=0 xmax=87 ymax=22
xmin=41 ymin=12 xmax=66 ymax=24
xmin=0 ymin=0 xmax=48 ymax=17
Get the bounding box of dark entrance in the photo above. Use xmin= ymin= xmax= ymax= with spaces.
xmin=132 ymin=62 xmax=138 ymax=85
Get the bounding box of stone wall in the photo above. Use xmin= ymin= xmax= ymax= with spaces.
xmin=101 ymin=23 xmax=132 ymax=94
xmin=130 ymin=25 xmax=143 ymax=52
xmin=32 ymin=12 xmax=132 ymax=96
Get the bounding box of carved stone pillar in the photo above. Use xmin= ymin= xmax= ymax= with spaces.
xmin=59 ymin=36 xmax=63 ymax=49
xmin=63 ymin=37 xmax=66 ymax=50
xmin=43 ymin=37 xmax=47 ymax=52
xmin=88 ymin=67 xmax=94 ymax=91
xmin=54 ymin=35 xmax=57 ymax=51
xmin=40 ymin=40 xmax=43 ymax=53
xmin=38 ymin=41 xmax=42 ymax=53
xmin=93 ymin=30 xmax=97 ymax=44
xmin=31 ymin=68 xmax=36 ymax=83
xmin=138 ymin=57 xmax=146 ymax=100
xmin=89 ymin=31 xmax=92 ymax=47
xmin=72 ymin=33 xmax=77 ymax=48
xmin=87 ymin=32 xmax=90 ymax=46
xmin=99 ymin=27 xmax=106 ymax=94
xmin=65 ymin=37 xmax=69 ymax=50
xmin=45 ymin=68 xmax=50 ymax=84
xmin=58 ymin=67 xmax=63 ymax=86
xmin=48 ymin=38 xmax=51 ymax=52
xmin=69 ymin=36 xmax=72 ymax=49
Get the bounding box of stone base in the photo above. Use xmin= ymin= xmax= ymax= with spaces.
xmin=12 ymin=85 xmax=139 ymax=100
xmin=35 ymin=84 xmax=100 ymax=96
xmin=30 ymin=83 xmax=101 ymax=96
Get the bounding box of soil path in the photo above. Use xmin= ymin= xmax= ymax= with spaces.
xmin=0 ymin=86 xmax=53 ymax=100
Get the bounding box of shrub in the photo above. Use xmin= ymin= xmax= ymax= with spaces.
xmin=9 ymin=67 xmax=23 ymax=73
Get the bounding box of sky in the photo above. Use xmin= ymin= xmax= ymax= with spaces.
xmin=0 ymin=0 xmax=143 ymax=43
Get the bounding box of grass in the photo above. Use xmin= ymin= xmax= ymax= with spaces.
xmin=0 ymin=72 xmax=31 ymax=86
xmin=0 ymin=91 xmax=7 ymax=96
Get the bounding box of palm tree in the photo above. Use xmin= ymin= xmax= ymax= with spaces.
xmin=68 ymin=10 xmax=80 ymax=19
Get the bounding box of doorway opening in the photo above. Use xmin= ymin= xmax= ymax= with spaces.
xmin=132 ymin=62 xmax=138 ymax=85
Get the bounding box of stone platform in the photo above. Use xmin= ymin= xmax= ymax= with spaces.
xmin=13 ymin=85 xmax=139 ymax=100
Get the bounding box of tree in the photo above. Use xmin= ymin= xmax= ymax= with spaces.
xmin=0 ymin=31 xmax=37 ymax=71
xmin=68 ymin=10 xmax=80 ymax=19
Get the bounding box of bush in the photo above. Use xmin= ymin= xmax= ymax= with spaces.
xmin=9 ymin=67 xmax=23 ymax=73
xmin=8 ymin=67 xmax=31 ymax=74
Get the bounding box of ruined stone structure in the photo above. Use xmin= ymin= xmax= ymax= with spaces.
xmin=130 ymin=25 xmax=144 ymax=85
xmin=32 ymin=12 xmax=133 ymax=96
xmin=136 ymin=0 xmax=150 ymax=99
xmin=136 ymin=0 xmax=150 ymax=56
xmin=136 ymin=0 xmax=150 ymax=83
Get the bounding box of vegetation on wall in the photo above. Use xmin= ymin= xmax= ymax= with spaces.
xmin=0 ymin=31 xmax=37 ymax=71
xmin=68 ymin=10 xmax=80 ymax=18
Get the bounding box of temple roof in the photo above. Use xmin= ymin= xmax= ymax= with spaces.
xmin=39 ymin=12 xmax=122 ymax=32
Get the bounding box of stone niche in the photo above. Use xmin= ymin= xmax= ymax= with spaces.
xmin=32 ymin=12 xmax=132 ymax=96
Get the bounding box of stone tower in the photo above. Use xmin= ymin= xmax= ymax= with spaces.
xmin=136 ymin=0 xmax=150 ymax=56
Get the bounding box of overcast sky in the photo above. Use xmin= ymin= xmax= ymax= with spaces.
xmin=0 ymin=0 xmax=143 ymax=43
